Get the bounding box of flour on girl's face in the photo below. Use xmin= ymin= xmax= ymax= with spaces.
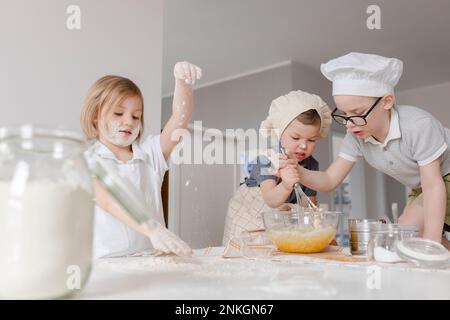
xmin=100 ymin=120 xmax=140 ymax=147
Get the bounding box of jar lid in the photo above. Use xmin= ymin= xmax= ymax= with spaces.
xmin=396 ymin=238 xmax=450 ymax=266
xmin=86 ymin=150 xmax=153 ymax=224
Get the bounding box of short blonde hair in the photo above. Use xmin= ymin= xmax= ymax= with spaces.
xmin=80 ymin=75 xmax=144 ymax=141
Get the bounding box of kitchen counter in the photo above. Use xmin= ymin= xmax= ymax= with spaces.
xmin=75 ymin=247 xmax=450 ymax=300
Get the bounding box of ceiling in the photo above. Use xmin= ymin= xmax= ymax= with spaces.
xmin=162 ymin=0 xmax=450 ymax=95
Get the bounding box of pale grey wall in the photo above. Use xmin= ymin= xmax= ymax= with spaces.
xmin=0 ymin=0 xmax=163 ymax=134
xmin=396 ymin=81 xmax=450 ymax=127
xmin=385 ymin=174 xmax=407 ymax=220
xmin=364 ymin=162 xmax=388 ymax=219
xmin=163 ymin=63 xmax=450 ymax=218
xmin=163 ymin=62 xmax=338 ymax=207
xmin=162 ymin=64 xmax=292 ymax=131
xmin=163 ymin=62 xmax=398 ymax=213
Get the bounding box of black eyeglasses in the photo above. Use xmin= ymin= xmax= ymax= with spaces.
xmin=332 ymin=97 xmax=383 ymax=126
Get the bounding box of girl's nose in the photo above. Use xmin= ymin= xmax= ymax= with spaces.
xmin=299 ymin=142 xmax=307 ymax=149
xmin=123 ymin=115 xmax=133 ymax=126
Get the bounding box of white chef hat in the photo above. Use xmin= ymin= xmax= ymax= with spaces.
xmin=320 ymin=52 xmax=404 ymax=97
xmin=260 ymin=90 xmax=332 ymax=139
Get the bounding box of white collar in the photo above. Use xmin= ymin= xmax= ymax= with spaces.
xmin=364 ymin=107 xmax=401 ymax=148
xmin=92 ymin=140 xmax=145 ymax=163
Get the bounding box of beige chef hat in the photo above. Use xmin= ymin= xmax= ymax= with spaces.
xmin=260 ymin=90 xmax=332 ymax=139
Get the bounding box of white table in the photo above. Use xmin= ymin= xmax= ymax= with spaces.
xmin=75 ymin=247 xmax=450 ymax=300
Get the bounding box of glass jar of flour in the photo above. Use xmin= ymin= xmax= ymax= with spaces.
xmin=0 ymin=125 xmax=95 ymax=299
xmin=367 ymin=224 xmax=419 ymax=263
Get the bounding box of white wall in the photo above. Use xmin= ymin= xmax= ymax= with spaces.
xmin=168 ymin=127 xmax=240 ymax=248
xmin=396 ymin=81 xmax=450 ymax=127
xmin=0 ymin=0 xmax=163 ymax=134
xmin=162 ymin=62 xmax=293 ymax=130
xmin=163 ymin=63 xmax=296 ymax=243
xmin=163 ymin=62 xmax=334 ymax=246
xmin=163 ymin=62 xmax=340 ymax=206
xmin=363 ymin=162 xmax=388 ymax=219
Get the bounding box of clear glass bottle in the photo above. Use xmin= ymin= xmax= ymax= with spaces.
xmin=0 ymin=126 xmax=94 ymax=299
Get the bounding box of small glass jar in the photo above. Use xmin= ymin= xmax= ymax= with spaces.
xmin=0 ymin=126 xmax=94 ymax=299
xmin=367 ymin=224 xmax=419 ymax=263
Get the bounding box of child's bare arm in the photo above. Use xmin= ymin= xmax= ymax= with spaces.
xmin=261 ymin=155 xmax=334 ymax=208
xmin=297 ymin=156 xmax=355 ymax=192
xmin=92 ymin=178 xmax=149 ymax=235
xmin=260 ymin=179 xmax=293 ymax=208
xmin=419 ymin=159 xmax=447 ymax=242
xmin=92 ymin=178 xmax=192 ymax=256
xmin=160 ymin=61 xmax=202 ymax=160
xmin=260 ymin=176 xmax=318 ymax=208
xmin=260 ymin=157 xmax=306 ymax=208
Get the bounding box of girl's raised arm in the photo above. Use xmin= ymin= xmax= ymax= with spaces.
xmin=160 ymin=61 xmax=202 ymax=160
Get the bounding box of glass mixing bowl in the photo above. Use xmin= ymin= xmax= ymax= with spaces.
xmin=262 ymin=206 xmax=340 ymax=253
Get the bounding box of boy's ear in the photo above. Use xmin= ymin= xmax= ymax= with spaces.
xmin=382 ymin=94 xmax=395 ymax=110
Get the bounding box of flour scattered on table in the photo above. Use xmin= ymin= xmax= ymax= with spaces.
xmin=94 ymin=255 xmax=317 ymax=281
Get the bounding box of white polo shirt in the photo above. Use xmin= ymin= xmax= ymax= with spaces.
xmin=339 ymin=105 xmax=450 ymax=188
xmin=87 ymin=135 xmax=169 ymax=258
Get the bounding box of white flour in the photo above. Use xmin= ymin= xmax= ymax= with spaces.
xmin=94 ymin=255 xmax=334 ymax=297
xmin=374 ymin=246 xmax=403 ymax=263
xmin=0 ymin=180 xmax=94 ymax=299
xmin=95 ymin=255 xmax=322 ymax=280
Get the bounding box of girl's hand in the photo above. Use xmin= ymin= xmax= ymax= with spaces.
xmin=143 ymin=221 xmax=193 ymax=257
xmin=279 ymin=165 xmax=302 ymax=191
xmin=268 ymin=154 xmax=303 ymax=190
xmin=269 ymin=154 xmax=298 ymax=176
xmin=174 ymin=61 xmax=202 ymax=85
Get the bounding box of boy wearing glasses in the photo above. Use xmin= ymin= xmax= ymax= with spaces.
xmin=276 ymin=52 xmax=450 ymax=248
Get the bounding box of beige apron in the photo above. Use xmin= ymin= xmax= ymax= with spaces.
xmin=222 ymin=184 xmax=272 ymax=245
